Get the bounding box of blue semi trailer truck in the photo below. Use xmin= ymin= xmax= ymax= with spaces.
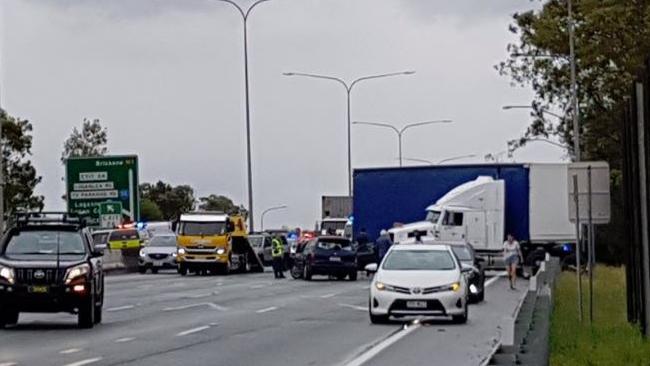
xmin=352 ymin=163 xmax=576 ymax=266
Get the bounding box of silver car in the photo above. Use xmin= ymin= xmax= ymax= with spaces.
xmin=138 ymin=234 xmax=178 ymax=273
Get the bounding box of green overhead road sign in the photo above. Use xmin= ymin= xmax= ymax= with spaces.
xmin=66 ymin=156 xmax=139 ymax=227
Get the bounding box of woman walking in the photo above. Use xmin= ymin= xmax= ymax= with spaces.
xmin=503 ymin=234 xmax=523 ymax=289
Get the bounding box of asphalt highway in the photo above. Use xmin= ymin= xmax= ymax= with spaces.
xmin=0 ymin=270 xmax=525 ymax=366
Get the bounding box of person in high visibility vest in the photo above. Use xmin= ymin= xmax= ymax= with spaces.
xmin=271 ymin=235 xmax=285 ymax=279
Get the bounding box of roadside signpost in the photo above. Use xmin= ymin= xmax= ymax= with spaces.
xmin=66 ymin=156 xmax=139 ymax=227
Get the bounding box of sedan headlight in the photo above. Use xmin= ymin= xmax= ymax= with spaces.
xmin=0 ymin=265 xmax=15 ymax=284
xmin=64 ymin=264 xmax=90 ymax=285
xmin=375 ymin=281 xmax=386 ymax=291
xmin=177 ymin=248 xmax=186 ymax=255
xmin=216 ymin=248 xmax=226 ymax=255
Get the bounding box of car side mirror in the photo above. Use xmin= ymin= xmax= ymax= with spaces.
xmin=364 ymin=263 xmax=378 ymax=273
xmin=461 ymin=263 xmax=473 ymax=273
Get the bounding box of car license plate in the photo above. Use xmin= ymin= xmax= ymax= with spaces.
xmin=329 ymin=256 xmax=341 ymax=262
xmin=406 ymin=301 xmax=427 ymax=309
xmin=153 ymin=261 xmax=164 ymax=267
xmin=29 ymin=286 xmax=48 ymax=294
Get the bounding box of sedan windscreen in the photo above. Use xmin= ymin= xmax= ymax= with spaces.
xmin=149 ymin=236 xmax=177 ymax=247
xmin=382 ymin=250 xmax=456 ymax=271
xmin=5 ymin=231 xmax=86 ymax=255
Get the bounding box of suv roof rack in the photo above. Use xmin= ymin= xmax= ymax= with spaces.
xmin=14 ymin=211 xmax=87 ymax=228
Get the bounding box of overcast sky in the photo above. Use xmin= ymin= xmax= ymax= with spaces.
xmin=0 ymin=0 xmax=557 ymax=230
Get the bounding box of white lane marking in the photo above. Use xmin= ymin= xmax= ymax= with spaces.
xmin=485 ymin=272 xmax=508 ymax=288
xmin=176 ymin=325 xmax=210 ymax=337
xmin=255 ymin=306 xmax=278 ymax=313
xmin=250 ymin=285 xmax=265 ymax=289
xmin=343 ymin=324 xmax=421 ymax=366
xmin=320 ymin=293 xmax=337 ymax=298
xmin=106 ymin=305 xmax=135 ymax=312
xmin=0 ymin=362 xmax=17 ymax=366
xmin=63 ymin=358 xmax=102 ymax=366
xmin=59 ymin=348 xmax=82 ymax=354
xmin=184 ymin=293 xmax=211 ymax=299
xmin=115 ymin=337 xmax=136 ymax=343
xmin=163 ymin=302 xmax=228 ymax=312
xmin=339 ymin=303 xmax=367 ymax=312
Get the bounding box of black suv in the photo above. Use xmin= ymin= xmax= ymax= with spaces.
xmin=0 ymin=212 xmax=105 ymax=328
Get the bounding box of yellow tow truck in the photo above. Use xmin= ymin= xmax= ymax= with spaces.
xmin=174 ymin=212 xmax=264 ymax=275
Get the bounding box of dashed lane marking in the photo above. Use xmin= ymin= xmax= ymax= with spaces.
xmin=106 ymin=305 xmax=135 ymax=312
xmin=62 ymin=358 xmax=102 ymax=366
xmin=114 ymin=337 xmax=136 ymax=343
xmin=320 ymin=293 xmax=337 ymax=298
xmin=338 ymin=303 xmax=367 ymax=312
xmin=59 ymin=348 xmax=82 ymax=354
xmin=163 ymin=302 xmax=228 ymax=312
xmin=176 ymin=326 xmax=211 ymax=337
xmin=255 ymin=306 xmax=278 ymax=314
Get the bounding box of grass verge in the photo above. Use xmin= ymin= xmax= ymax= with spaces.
xmin=550 ymin=266 xmax=650 ymax=365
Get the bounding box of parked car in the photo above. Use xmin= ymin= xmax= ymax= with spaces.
xmin=365 ymin=243 xmax=471 ymax=324
xmin=248 ymin=233 xmax=273 ymax=265
xmin=138 ymin=234 xmax=178 ymax=273
xmin=449 ymin=243 xmax=485 ymax=303
xmin=91 ymin=229 xmax=112 ymax=251
xmin=292 ymin=236 xmax=357 ymax=281
xmin=0 ymin=212 xmax=105 ymax=328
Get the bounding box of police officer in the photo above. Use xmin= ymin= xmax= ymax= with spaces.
xmin=271 ymin=235 xmax=285 ymax=279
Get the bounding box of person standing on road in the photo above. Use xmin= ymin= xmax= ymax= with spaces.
xmin=503 ymin=234 xmax=523 ymax=289
xmin=375 ymin=229 xmax=393 ymax=263
xmin=356 ymin=228 xmax=370 ymax=253
xmin=272 ymin=235 xmax=285 ymax=279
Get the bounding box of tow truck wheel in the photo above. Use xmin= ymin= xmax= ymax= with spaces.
xmin=178 ymin=265 xmax=187 ymax=276
xmin=78 ymin=292 xmax=95 ymax=329
xmin=0 ymin=307 xmax=19 ymax=328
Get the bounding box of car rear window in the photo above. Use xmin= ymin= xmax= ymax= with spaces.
xmin=316 ymin=239 xmax=352 ymax=251
xmin=109 ymin=230 xmax=139 ymax=241
xmin=382 ymin=250 xmax=456 ymax=271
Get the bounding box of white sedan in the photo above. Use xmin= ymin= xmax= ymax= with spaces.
xmin=366 ymin=243 xmax=471 ymax=324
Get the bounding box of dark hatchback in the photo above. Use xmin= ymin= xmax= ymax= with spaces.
xmin=0 ymin=213 xmax=105 ymax=329
xmin=450 ymin=243 xmax=485 ymax=303
xmin=291 ymin=236 xmax=357 ymax=281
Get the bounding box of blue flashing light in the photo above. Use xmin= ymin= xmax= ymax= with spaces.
xmin=562 ymin=244 xmax=572 ymax=253
xmin=136 ymin=222 xmax=146 ymax=230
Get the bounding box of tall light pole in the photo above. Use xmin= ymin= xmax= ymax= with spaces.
xmin=213 ymin=0 xmax=273 ymax=232
xmin=353 ymin=120 xmax=452 ymax=167
xmin=261 ymin=204 xmax=287 ymax=231
xmin=283 ymin=71 xmax=415 ymax=195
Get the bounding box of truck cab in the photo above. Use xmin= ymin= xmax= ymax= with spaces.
xmin=175 ymin=212 xmax=263 ymax=275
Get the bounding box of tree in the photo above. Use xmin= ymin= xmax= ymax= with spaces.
xmin=0 ymin=109 xmax=44 ymax=214
xmin=140 ymin=198 xmax=163 ymax=221
xmin=140 ymin=181 xmax=195 ymax=220
xmin=496 ymin=0 xmax=647 ymax=264
xmin=198 ymin=195 xmax=234 ymax=212
xmin=61 ymin=118 xmax=108 ymax=162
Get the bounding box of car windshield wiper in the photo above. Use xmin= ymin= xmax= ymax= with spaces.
xmin=57 ymin=252 xmax=86 ymax=255
xmin=8 ymin=251 xmax=55 ymax=255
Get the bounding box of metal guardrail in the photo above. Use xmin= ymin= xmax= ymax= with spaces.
xmin=484 ymin=257 xmax=560 ymax=366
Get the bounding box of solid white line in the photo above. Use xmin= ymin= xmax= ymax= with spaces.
xmin=63 ymin=357 xmax=102 ymax=366
xmin=59 ymin=348 xmax=82 ymax=354
xmin=343 ymin=324 xmax=421 ymax=366
xmin=339 ymin=303 xmax=367 ymax=312
xmin=255 ymin=306 xmax=278 ymax=313
xmin=114 ymin=337 xmax=136 ymax=343
xmin=320 ymin=293 xmax=337 ymax=298
xmin=485 ymin=272 xmax=508 ymax=288
xmin=106 ymin=305 xmax=135 ymax=312
xmin=176 ymin=325 xmax=210 ymax=337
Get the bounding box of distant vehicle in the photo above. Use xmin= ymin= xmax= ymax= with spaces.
xmin=319 ymin=218 xmax=352 ymax=238
xmin=0 ymin=212 xmax=105 ymax=329
xmin=138 ymin=234 xmax=178 ymax=273
xmin=145 ymin=221 xmax=173 ymax=238
xmin=354 ymin=164 xmax=576 ymax=268
xmin=321 ymin=195 xmax=352 ymax=219
xmin=248 ymin=233 xmax=273 ymax=265
xmin=365 ymin=243 xmax=471 ymax=324
xmin=449 ymin=242 xmax=485 ymax=303
xmin=91 ymin=229 xmax=112 ymax=251
xmin=292 ymin=236 xmax=357 ymax=281
xmin=108 ymin=228 xmax=142 ymax=250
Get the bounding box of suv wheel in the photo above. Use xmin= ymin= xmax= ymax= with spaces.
xmin=349 ymin=271 xmax=358 ymax=281
xmin=78 ymin=290 xmax=95 ymax=329
xmin=303 ymin=264 xmax=312 ymax=281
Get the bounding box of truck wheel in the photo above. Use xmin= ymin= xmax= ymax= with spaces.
xmin=78 ymin=293 xmax=95 ymax=329
xmin=0 ymin=307 xmax=19 ymax=328
xmin=178 ymin=265 xmax=187 ymax=276
xmin=151 ymin=268 xmax=159 ymax=274
xmin=138 ymin=266 xmax=147 ymax=274
xmin=349 ymin=271 xmax=358 ymax=281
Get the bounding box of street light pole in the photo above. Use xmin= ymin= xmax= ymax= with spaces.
xmin=213 ymin=0 xmax=273 ymax=232
xmin=353 ymin=120 xmax=452 ymax=167
xmin=283 ymin=71 xmax=415 ymax=195
xmin=260 ymin=204 xmax=287 ymax=232
xmin=568 ymin=0 xmax=580 ymax=162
